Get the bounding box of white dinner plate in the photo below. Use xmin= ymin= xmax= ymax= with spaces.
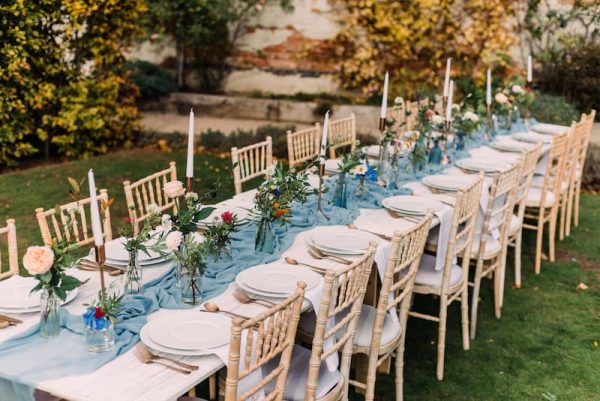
xmin=455 ymin=157 xmax=512 ymax=173
xmin=145 ymin=312 xmax=231 ymax=351
xmin=422 ymin=174 xmax=477 ymax=192
xmin=0 ymin=276 xmax=78 ymax=311
xmin=382 ymin=195 xmax=444 ymax=215
xmin=512 ymin=132 xmax=552 ymax=144
xmin=324 ymin=159 xmax=341 ymax=173
xmin=197 ymin=205 xmax=251 ymax=226
xmin=104 ymin=237 xmax=165 ymax=263
xmin=531 ymin=123 xmax=569 ymax=135
xmin=237 ymin=262 xmax=322 ymax=296
xmin=490 ymin=139 xmax=535 ymax=153
xmin=140 ymin=325 xmax=213 ymax=356
xmin=309 ymin=229 xmax=377 ymax=255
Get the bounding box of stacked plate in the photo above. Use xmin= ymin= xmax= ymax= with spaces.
xmin=490 ymin=138 xmax=536 ymax=153
xmin=382 ymin=195 xmax=444 ymax=216
xmin=140 ymin=311 xmax=231 ymax=356
xmin=422 ymin=174 xmax=477 ymax=192
xmin=196 ymin=205 xmax=251 ymax=228
xmin=308 ymin=229 xmax=379 ymax=259
xmin=455 ymin=157 xmax=512 ymax=173
xmin=236 ymin=262 xmax=322 ymax=298
xmin=324 ymin=159 xmax=341 ymax=174
xmin=0 ymin=276 xmax=78 ymax=314
xmin=531 ymin=123 xmax=569 ymax=135
xmin=99 ymin=237 xmax=169 ymax=269
xmin=512 ymin=132 xmax=551 ymax=144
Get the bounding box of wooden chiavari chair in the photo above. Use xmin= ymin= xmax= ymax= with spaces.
xmin=231 ymin=137 xmax=273 ymax=195
xmin=181 ymin=283 xmax=306 ymax=401
xmin=523 ymin=132 xmax=569 ymax=275
xmin=349 ymin=214 xmax=433 ymax=401
xmin=327 ymin=114 xmax=356 ymax=159
xmin=469 ymin=162 xmax=521 ymax=339
xmin=568 ymin=109 xmax=596 ymax=234
xmin=409 ymin=174 xmax=483 ymax=380
xmin=0 ymin=219 xmax=18 ymax=280
xmin=287 ymin=124 xmax=320 ymax=171
xmin=503 ymin=143 xmax=542 ymax=288
xmin=35 ymin=190 xmax=113 ymax=249
xmin=123 ymin=162 xmax=178 ymax=235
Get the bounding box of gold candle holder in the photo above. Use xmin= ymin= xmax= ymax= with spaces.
xmin=94 ymin=244 xmax=106 ymax=291
xmin=379 ymin=117 xmax=386 ymax=132
xmin=185 ymin=177 xmax=194 ymax=193
xmin=524 ymin=82 xmax=531 ymax=127
xmin=484 ymin=104 xmax=492 ymax=140
xmin=316 ymin=163 xmax=329 ymax=220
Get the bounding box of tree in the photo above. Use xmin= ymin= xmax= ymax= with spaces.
xmin=332 ymin=0 xmax=518 ymax=99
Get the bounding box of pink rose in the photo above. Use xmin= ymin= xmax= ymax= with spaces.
xmin=165 ymin=231 xmax=183 ymax=251
xmin=163 ymin=181 xmax=185 ymax=199
xmin=23 ymin=246 xmax=54 ymax=275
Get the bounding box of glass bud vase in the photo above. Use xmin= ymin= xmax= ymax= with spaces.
xmin=255 ymin=217 xmax=276 ymax=254
xmin=333 ymin=173 xmax=348 ymax=208
xmin=428 ymin=140 xmax=443 ymax=165
xmin=85 ymin=321 xmax=116 ymax=353
xmin=124 ymin=251 xmax=142 ymax=294
xmin=498 ymin=112 xmax=512 ymax=130
xmin=454 ymin=132 xmax=465 ymax=151
xmin=355 ymin=177 xmax=368 ymax=199
xmin=377 ymin=141 xmax=391 ymax=178
xmin=180 ymin=267 xmax=203 ymax=305
xmin=512 ymin=105 xmax=520 ymax=122
xmin=40 ymin=289 xmax=60 ymax=338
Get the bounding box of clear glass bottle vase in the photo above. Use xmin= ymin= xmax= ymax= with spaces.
xmin=180 ymin=267 xmax=203 ymax=305
xmin=333 ymin=173 xmax=348 ymax=208
xmin=85 ymin=321 xmax=116 ymax=353
xmin=124 ymin=251 xmax=143 ymax=294
xmin=39 ymin=288 xmax=60 ymax=338
xmin=255 ymin=217 xmax=276 ymax=254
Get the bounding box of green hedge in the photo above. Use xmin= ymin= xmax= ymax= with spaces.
xmin=530 ymin=94 xmax=581 ymax=125
xmin=125 ymin=60 xmax=177 ymax=100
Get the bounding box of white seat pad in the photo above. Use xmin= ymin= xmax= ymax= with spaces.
xmin=509 ymin=214 xmax=520 ymax=236
xmin=415 ymin=254 xmax=463 ymax=288
xmin=524 ymin=187 xmax=556 ymax=208
xmin=530 ymin=176 xmax=568 ymax=193
xmin=470 ymin=235 xmax=502 ymax=259
xmin=266 ymin=344 xmax=340 ymax=401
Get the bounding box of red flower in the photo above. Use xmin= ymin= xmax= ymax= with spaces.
xmin=94 ymin=307 xmax=106 ymax=319
xmin=425 ymin=109 xmax=436 ymax=120
xmin=221 ymin=211 xmax=234 ymax=223
xmin=122 ymin=217 xmax=132 ymax=224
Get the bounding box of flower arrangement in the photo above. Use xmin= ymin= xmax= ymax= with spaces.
xmin=24 ymin=241 xmax=80 ymax=301
xmin=493 ymin=91 xmax=513 ymax=115
xmin=162 ymin=181 xmax=216 ymax=236
xmin=351 ymin=161 xmax=378 ymax=182
xmin=453 ymin=109 xmax=482 ymax=135
xmin=83 ymin=288 xmax=123 ymax=331
xmin=253 ymin=163 xmax=311 ymax=223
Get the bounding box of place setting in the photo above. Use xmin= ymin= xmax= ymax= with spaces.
xmin=455 ymin=157 xmax=514 ymax=174
xmin=0 ymin=276 xmax=79 ymax=315
xmin=530 ymin=122 xmax=570 ymax=135
xmin=512 ymin=131 xmax=552 ymax=144
xmin=490 ymin=137 xmax=537 ymax=153
xmin=421 ymin=174 xmax=479 ymax=193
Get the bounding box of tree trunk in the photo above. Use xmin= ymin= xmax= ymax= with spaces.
xmin=176 ymin=39 xmax=185 ymax=89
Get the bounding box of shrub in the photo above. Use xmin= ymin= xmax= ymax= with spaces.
xmin=529 ymin=94 xmax=580 ymax=126
xmin=583 ymin=143 xmax=600 ymax=191
xmin=125 ymin=60 xmax=177 ymax=100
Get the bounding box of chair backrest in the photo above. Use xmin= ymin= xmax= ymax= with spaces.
xmin=442 ymin=175 xmax=484 ymax=290
xmin=328 ymin=114 xmax=356 ymax=159
xmin=224 ymin=283 xmax=306 ymax=401
xmin=305 ymin=243 xmax=376 ymax=401
xmin=563 ymin=121 xmax=587 ymax=186
xmin=232 ymin=137 xmax=273 ymax=195
xmin=0 ymin=219 xmax=18 ymax=280
xmin=35 ymin=190 xmax=113 ymax=249
xmin=287 ymin=124 xmax=320 ymax=171
xmin=123 ymin=162 xmax=178 ymax=234
xmin=368 ymin=213 xmax=433 ymax=353
xmin=513 ymin=143 xmax=543 ymax=225
xmin=577 ymin=110 xmax=597 ymax=176
xmin=540 ymin=132 xmax=569 ymax=204
xmin=475 ymin=162 xmax=522 ymax=259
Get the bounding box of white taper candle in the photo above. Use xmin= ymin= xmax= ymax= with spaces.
xmin=486 ymin=68 xmax=492 ymax=106
xmin=186 ymin=108 xmax=195 ymax=178
xmin=88 ymin=169 xmax=104 ymax=246
xmin=445 ymin=80 xmax=454 ymax=122
xmin=380 ymin=72 xmax=389 ymax=119
xmin=527 ymin=55 xmax=533 ymax=82
xmin=443 ymin=58 xmax=452 ymax=97
xmin=320 ymin=111 xmax=329 ymax=164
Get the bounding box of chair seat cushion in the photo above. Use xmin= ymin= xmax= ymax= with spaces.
xmin=508 ymin=214 xmax=520 ymax=236
xmin=299 ymin=305 xmax=401 ymax=350
xmin=524 ymin=187 xmax=556 ymax=208
xmin=415 ymin=254 xmax=463 ymax=288
xmin=531 ymin=176 xmax=568 ymax=193
xmin=269 ymin=344 xmax=341 ymax=401
xmin=470 ymin=235 xmax=502 ymax=260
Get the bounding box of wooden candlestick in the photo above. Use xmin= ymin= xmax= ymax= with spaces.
xmin=94 ymin=244 xmax=106 ymax=291
xmin=316 ymin=164 xmax=329 ymax=220
xmin=185 ymin=177 xmax=193 ymax=193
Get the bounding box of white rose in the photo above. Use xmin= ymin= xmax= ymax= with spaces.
xmin=452 ymin=104 xmax=460 ymax=111
xmin=431 ymin=115 xmax=445 ymax=125
xmin=464 ymin=111 xmax=480 ymax=122
xmin=512 ymin=84 xmax=524 ymax=94
xmin=495 ymin=93 xmax=508 ymax=104
xmin=394 ymin=97 xmax=404 ymax=105
xmin=184 ymin=192 xmax=198 ymax=202
xmin=163 ymin=181 xmax=185 ymax=198
xmin=165 ymin=231 xmax=183 ymax=251
xmin=147 ymin=203 xmax=161 ymax=215
xmin=23 ymin=246 xmax=54 ymax=275
xmin=160 ymin=214 xmax=172 ymax=232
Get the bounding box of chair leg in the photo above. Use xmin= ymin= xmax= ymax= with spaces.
xmin=209 ymin=374 xmax=217 ymax=400
xmin=559 ymin=194 xmax=566 ymax=241
xmin=470 ymin=259 xmax=483 ymax=340
xmin=566 ymin=182 xmax=575 ymax=237
xmin=460 ymin=283 xmax=470 ymax=351
xmin=395 ymin=334 xmax=408 ymax=401
xmin=364 ymin=348 xmax=380 ymax=401
xmin=534 ymin=218 xmax=544 ymax=275
xmin=494 ymin=260 xmax=502 ymax=319
xmin=436 ymin=296 xmax=448 ymax=381
xmin=514 ymin=230 xmax=523 ymax=288
xmin=549 ymin=206 xmax=558 ymax=263
xmin=574 ymin=185 xmax=581 ymax=227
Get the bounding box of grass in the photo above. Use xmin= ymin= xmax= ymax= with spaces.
xmin=1 ymin=149 xmax=599 ymax=400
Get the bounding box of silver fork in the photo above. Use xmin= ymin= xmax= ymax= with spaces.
xmin=136 ymin=343 xmax=198 ymax=371
xmin=233 ymin=288 xmax=275 ymax=308
xmin=132 ymin=346 xmax=191 ymax=374
xmin=308 ymin=248 xmax=353 ymax=264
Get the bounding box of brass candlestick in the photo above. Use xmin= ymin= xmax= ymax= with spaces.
xmin=442 ymin=95 xmax=448 ymax=115
xmin=185 ymin=177 xmax=194 ymax=193
xmin=94 ymin=244 xmax=106 ymax=291
xmin=378 ymin=117 xmax=386 ymax=132
xmin=316 ymin=163 xmax=329 ymax=220
xmin=484 ymin=104 xmax=492 ymax=140
xmin=524 ymin=82 xmax=531 ymax=127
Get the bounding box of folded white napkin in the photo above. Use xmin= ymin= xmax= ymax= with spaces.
xmin=402 ymin=182 xmax=433 ymax=196
xmin=432 ymin=205 xmax=454 ymax=271
xmin=468 ymin=147 xmax=521 ymax=162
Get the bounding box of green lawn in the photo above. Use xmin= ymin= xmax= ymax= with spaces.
xmin=1 ymin=149 xmax=598 ymax=400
